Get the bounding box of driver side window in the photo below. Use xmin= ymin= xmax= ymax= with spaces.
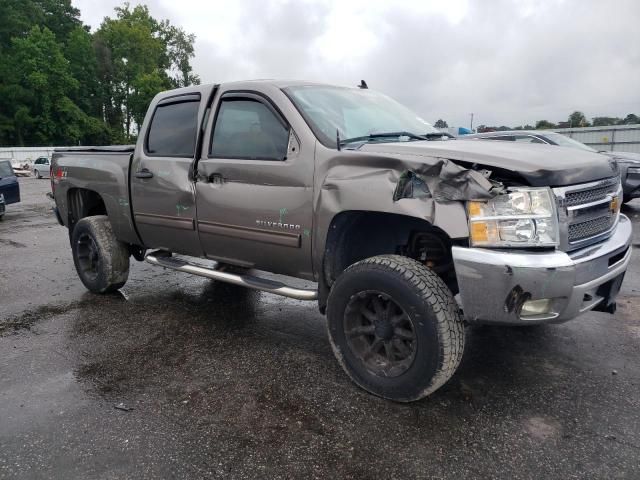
xmin=210 ymin=98 xmax=289 ymax=161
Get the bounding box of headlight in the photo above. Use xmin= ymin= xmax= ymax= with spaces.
xmin=468 ymin=187 xmax=558 ymax=247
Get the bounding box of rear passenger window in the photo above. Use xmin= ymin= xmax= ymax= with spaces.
xmin=210 ymin=99 xmax=289 ymax=160
xmin=146 ymin=100 xmax=200 ymax=157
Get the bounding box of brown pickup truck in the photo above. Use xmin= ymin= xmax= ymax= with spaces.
xmin=51 ymin=80 xmax=632 ymax=401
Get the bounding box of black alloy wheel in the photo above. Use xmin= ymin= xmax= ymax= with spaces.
xmin=344 ymin=291 xmax=417 ymax=378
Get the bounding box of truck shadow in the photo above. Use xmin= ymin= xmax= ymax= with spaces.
xmin=61 ymin=280 xmax=638 ymax=478
xmin=67 ymin=277 xmax=573 ymax=409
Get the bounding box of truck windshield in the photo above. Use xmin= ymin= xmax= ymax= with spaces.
xmin=285 ymin=85 xmax=439 ymax=147
xmin=545 ymin=132 xmax=598 ymax=152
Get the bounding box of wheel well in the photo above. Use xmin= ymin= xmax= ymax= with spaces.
xmin=67 ymin=188 xmax=107 ymax=233
xmin=322 ymin=210 xmax=458 ymax=296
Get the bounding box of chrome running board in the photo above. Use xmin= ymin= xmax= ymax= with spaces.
xmin=145 ymin=250 xmax=318 ymax=301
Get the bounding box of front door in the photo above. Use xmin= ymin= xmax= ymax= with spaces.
xmin=194 ymin=91 xmax=315 ymax=279
xmin=130 ymin=90 xmax=211 ymax=256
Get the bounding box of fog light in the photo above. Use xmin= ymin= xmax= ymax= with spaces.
xmin=521 ymin=298 xmax=553 ymax=316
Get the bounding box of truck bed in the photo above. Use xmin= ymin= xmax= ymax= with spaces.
xmin=51 ymin=146 xmax=140 ymax=245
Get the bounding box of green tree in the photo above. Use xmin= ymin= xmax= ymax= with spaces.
xmin=160 ymin=22 xmax=201 ymax=87
xmin=0 ymin=0 xmax=95 ymax=145
xmin=0 ymin=0 xmax=81 ymax=49
xmin=96 ymin=5 xmax=167 ymax=140
xmin=95 ymin=4 xmax=199 ymax=140
xmin=568 ymin=111 xmax=589 ymax=128
xmin=535 ymin=120 xmax=556 ymax=129
xmin=0 ymin=1 xmax=199 ymax=146
xmin=434 ymin=119 xmax=448 ymax=128
xmin=592 ymin=116 xmax=622 ymax=127
xmin=622 ymin=113 xmax=640 ymax=125
xmin=9 ymin=26 xmax=83 ymax=145
xmin=65 ymin=26 xmax=101 ymax=117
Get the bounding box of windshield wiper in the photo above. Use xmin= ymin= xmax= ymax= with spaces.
xmin=339 ymin=131 xmax=427 ymax=147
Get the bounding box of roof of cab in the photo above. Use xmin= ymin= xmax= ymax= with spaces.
xmin=157 ymin=79 xmax=360 ymax=97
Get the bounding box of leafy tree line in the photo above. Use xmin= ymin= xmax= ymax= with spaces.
xmin=473 ymin=111 xmax=640 ymax=133
xmin=0 ymin=0 xmax=200 ymax=147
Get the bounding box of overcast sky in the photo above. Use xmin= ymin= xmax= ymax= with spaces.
xmin=72 ymin=0 xmax=640 ymax=128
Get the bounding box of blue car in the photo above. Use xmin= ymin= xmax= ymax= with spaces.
xmin=0 ymin=160 xmax=20 ymax=219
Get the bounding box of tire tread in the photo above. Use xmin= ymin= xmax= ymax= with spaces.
xmin=327 ymin=254 xmax=465 ymax=401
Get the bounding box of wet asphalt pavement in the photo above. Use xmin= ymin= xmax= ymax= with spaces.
xmin=1 ymin=177 xmax=640 ymax=479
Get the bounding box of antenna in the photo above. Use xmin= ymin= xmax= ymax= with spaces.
xmin=358 ymin=80 xmax=368 ymax=89
xmin=336 ymin=129 xmax=341 ymax=151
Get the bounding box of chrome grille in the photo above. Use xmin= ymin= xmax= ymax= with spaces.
xmin=553 ymin=177 xmax=621 ymax=251
xmin=568 ymin=215 xmax=614 ymax=242
xmin=564 ymin=185 xmax=611 ymax=207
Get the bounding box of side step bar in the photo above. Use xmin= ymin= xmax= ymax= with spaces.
xmin=145 ymin=251 xmax=318 ymax=301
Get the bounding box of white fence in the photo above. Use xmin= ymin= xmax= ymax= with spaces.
xmin=552 ymin=124 xmax=640 ymax=154
xmin=0 ymin=146 xmax=57 ymax=167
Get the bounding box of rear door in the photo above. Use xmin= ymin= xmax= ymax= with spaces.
xmin=194 ymin=86 xmax=315 ymax=279
xmin=130 ymin=86 xmax=215 ymax=256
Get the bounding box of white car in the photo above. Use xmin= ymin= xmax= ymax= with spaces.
xmin=32 ymin=157 xmax=51 ymax=179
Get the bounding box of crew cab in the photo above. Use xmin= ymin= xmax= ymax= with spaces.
xmin=51 ymin=81 xmax=632 ymax=402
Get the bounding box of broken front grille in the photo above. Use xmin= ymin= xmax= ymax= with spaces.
xmin=568 ymin=215 xmax=614 ymax=242
xmin=564 ymin=184 xmax=612 ymax=207
xmin=554 ymin=177 xmax=621 ymax=251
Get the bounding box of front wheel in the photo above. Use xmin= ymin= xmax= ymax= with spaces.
xmin=71 ymin=216 xmax=130 ymax=293
xmin=326 ymin=255 xmax=465 ymax=402
xmin=34 ymin=169 xmax=41 ymax=179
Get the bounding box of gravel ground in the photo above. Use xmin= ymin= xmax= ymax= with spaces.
xmin=1 ymin=177 xmax=640 ymax=479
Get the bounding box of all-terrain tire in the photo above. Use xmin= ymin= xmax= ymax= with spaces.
xmin=326 ymin=255 xmax=465 ymax=402
xmin=71 ymin=215 xmax=130 ymax=293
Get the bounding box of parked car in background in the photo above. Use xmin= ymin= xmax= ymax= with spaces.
xmin=462 ymin=130 xmax=640 ymax=203
xmin=4 ymin=158 xmax=32 ymax=177
xmin=0 ymin=159 xmax=20 ymax=219
xmin=32 ymin=156 xmax=51 ymax=179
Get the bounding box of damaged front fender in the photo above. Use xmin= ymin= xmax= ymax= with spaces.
xmin=312 ymin=148 xmax=502 ymax=276
xmin=393 ymin=160 xmax=503 ymax=202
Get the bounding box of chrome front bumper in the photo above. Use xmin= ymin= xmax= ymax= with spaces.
xmin=452 ymin=214 xmax=632 ymax=325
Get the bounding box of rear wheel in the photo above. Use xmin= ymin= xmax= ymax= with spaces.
xmin=71 ymin=216 xmax=130 ymax=293
xmin=326 ymin=255 xmax=465 ymax=402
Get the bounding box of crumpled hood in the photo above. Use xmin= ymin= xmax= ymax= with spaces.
xmin=359 ymin=139 xmax=617 ymax=187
